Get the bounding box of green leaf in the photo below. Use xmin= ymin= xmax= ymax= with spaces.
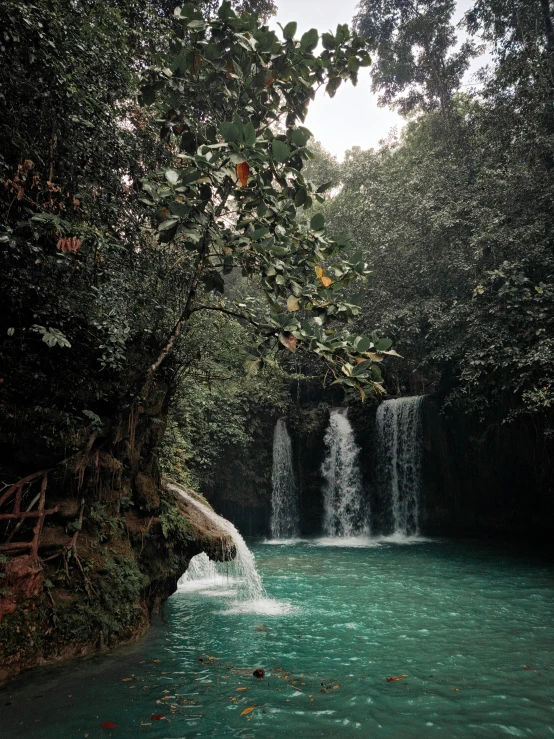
xmin=158 ymin=218 xmax=179 ymax=231
xmin=356 ymin=336 xmax=371 ymax=353
xmin=321 ymin=32 xmax=334 ymax=49
xmin=218 ymin=0 xmax=235 ymax=19
xmin=371 ymin=364 xmax=384 ymax=382
xmin=169 ymin=200 xmax=191 ymax=217
xmin=316 ymin=181 xmax=333 ymax=193
xmin=347 ymin=55 xmax=360 ymax=73
xmin=181 ymin=2 xmax=201 ymax=19
xmin=165 ymin=169 xmax=180 ymax=185
xmin=250 ymin=227 xmax=270 ymax=240
xmin=141 ymin=84 xmax=157 ymax=106
xmin=244 ymin=121 xmax=256 ymax=146
xmin=300 ymin=28 xmax=319 ymax=52
xmin=310 ymin=212 xmax=325 ymax=231
xmin=295 ymin=188 xmax=307 ymax=207
xmin=352 ymin=360 xmax=372 ymax=376
xmin=326 ymin=77 xmax=342 ymax=98
xmin=283 ymin=21 xmax=297 ymax=40
xmin=374 ymin=338 xmax=393 ymax=352
xmin=291 ymin=127 xmax=312 ymax=147
xmin=232 ymin=113 xmax=245 ymax=142
xmin=181 ymin=168 xmax=201 ymax=184
xmin=220 ymin=121 xmax=241 ymax=142
xmin=272 ymin=139 xmax=291 ymax=163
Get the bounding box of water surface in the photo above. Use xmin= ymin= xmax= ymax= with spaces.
xmin=2 ymin=538 xmax=554 ymax=737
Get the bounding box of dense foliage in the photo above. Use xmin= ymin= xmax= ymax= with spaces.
xmin=0 ymin=0 xmax=391 ymax=489
xmin=315 ymin=0 xmax=554 ymax=429
xmin=2 ymin=0 xmax=553 ymax=487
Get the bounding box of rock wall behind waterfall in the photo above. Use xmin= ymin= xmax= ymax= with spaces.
xmin=201 ymin=390 xmax=554 ymax=541
xmin=420 ymin=398 xmax=554 ymax=537
xmin=197 ymin=408 xmax=275 ymax=536
xmin=200 ymin=403 xmax=332 ymax=537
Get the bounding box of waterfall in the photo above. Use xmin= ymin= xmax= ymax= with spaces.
xmin=168 ymin=483 xmax=265 ymax=601
xmin=321 ymin=409 xmax=369 ymax=537
xmin=270 ymin=418 xmax=299 ymax=539
xmin=376 ymin=396 xmax=424 ymax=536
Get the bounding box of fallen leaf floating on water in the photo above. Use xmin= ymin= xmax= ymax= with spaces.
xmin=101 ymin=721 xmax=118 ymax=729
xmin=151 ymin=715 xmax=165 ymax=721
xmin=236 ymin=687 xmax=248 ymax=691
xmin=524 ymin=665 xmax=532 ymax=670
xmin=153 ymin=659 xmax=161 ymax=663
xmin=240 ymin=707 xmax=256 ymax=716
xmin=253 ymin=668 xmax=265 ymax=679
xmin=121 ymin=677 xmax=133 ymax=682
xmin=386 ymin=674 xmax=408 ymax=682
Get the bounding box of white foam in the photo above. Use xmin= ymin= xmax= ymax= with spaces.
xmin=376 ymin=533 xmax=434 ymax=545
xmin=312 ymin=534 xmax=436 ymax=548
xmin=221 ymin=598 xmax=299 ymax=616
xmin=169 ymin=485 xmax=265 ymax=601
xmin=264 ymin=538 xmax=307 ymax=546
xmin=313 ymin=536 xmax=381 ymax=548
xmin=199 ymin=589 xmax=238 ymax=598
xmin=177 ymin=575 xmax=238 ymax=593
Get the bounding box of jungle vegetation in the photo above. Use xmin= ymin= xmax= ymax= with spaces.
xmin=1 ymin=0 xmax=553 ymax=516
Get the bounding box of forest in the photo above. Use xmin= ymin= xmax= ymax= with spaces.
xmin=1 ymin=0 xmax=554 ymax=736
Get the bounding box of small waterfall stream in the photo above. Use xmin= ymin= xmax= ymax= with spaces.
xmin=168 ymin=483 xmax=265 ymax=601
xmin=270 ymin=418 xmax=299 ymax=539
xmin=321 ymin=408 xmax=369 ymax=537
xmin=376 ymin=396 xmax=424 ymax=536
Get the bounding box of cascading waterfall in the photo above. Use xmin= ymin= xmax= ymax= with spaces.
xmin=321 ymin=408 xmax=369 ymax=537
xmin=168 ymin=483 xmax=265 ymax=601
xmin=270 ymin=418 xmax=299 ymax=539
xmin=376 ymin=396 xmax=424 ymax=536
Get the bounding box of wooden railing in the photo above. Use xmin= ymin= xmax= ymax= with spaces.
xmin=0 ymin=471 xmax=58 ymax=558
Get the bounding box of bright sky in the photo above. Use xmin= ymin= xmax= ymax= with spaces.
xmin=270 ymin=0 xmax=488 ymax=158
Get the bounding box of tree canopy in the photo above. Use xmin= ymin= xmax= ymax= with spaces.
xmin=0 ymin=0 xmax=391 ymax=482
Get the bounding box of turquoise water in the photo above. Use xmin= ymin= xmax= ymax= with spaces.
xmin=2 ymin=537 xmax=554 ymax=737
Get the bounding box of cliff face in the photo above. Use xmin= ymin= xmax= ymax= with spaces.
xmin=0 ymin=482 xmax=234 ymax=682
xmin=420 ymin=398 xmax=554 ymax=537
xmin=0 ymin=377 xmax=236 ymax=682
xmin=200 ymin=403 xmax=333 ymax=537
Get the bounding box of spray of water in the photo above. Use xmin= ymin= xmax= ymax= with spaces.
xmin=270 ymin=418 xmax=299 ymax=539
xmin=321 ymin=409 xmax=369 ymax=537
xmin=375 ymin=396 xmax=424 ymax=536
xmin=167 ymin=483 xmax=265 ymax=601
